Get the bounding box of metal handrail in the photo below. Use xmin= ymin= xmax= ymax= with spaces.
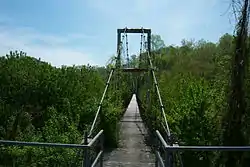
xmin=156 ymin=130 xmax=168 ymax=148
xmin=84 ymin=130 xmax=104 ymax=167
xmin=87 ymin=69 xmax=114 ymax=138
xmin=91 ymin=150 xmax=103 ymax=167
xmin=155 ymin=130 xmax=171 ymax=167
xmin=155 ymin=130 xmax=250 ymax=167
xmin=0 ymin=129 xmax=104 ymax=167
xmin=156 ymin=151 xmax=165 ymax=167
xmin=0 ymin=140 xmax=88 ymax=149
xmin=140 ymin=27 xmax=171 ymax=138
xmin=146 ymin=51 xmax=171 ymax=137
xmin=164 ymin=145 xmax=250 ymax=151
xmin=156 ymin=130 xmax=250 ymax=151
xmin=88 ymin=130 xmax=104 ymax=146
xmin=88 ymin=28 xmax=127 ymax=138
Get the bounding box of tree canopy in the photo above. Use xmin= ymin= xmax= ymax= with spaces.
xmin=151 ymin=34 xmax=165 ymax=51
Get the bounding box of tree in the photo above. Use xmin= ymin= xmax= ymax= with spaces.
xmin=151 ymin=34 xmax=165 ymax=51
xmin=219 ymin=0 xmax=250 ymax=166
xmin=129 ymin=54 xmax=138 ymax=67
xmin=0 ymin=51 xmax=132 ymax=166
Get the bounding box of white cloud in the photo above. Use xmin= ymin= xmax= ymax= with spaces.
xmin=0 ymin=24 xmax=97 ymax=67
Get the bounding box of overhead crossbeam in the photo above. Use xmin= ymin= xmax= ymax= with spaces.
xmin=117 ymin=28 xmax=151 ymax=52
xmin=116 ymin=28 xmax=152 ymax=69
xmin=117 ymin=28 xmax=151 ymax=34
xmin=122 ymin=68 xmax=148 ymax=73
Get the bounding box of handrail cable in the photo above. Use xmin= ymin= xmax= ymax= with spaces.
xmin=125 ymin=32 xmax=129 ymax=67
xmin=87 ymin=28 xmax=127 ymax=138
xmin=141 ymin=27 xmax=171 ymax=137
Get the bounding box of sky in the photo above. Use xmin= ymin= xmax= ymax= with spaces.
xmin=0 ymin=0 xmax=236 ymax=67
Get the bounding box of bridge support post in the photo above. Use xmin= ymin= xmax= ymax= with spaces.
xmin=155 ymin=137 xmax=159 ymax=167
xmin=83 ymin=131 xmax=90 ymax=167
xmin=164 ymin=150 xmax=168 ymax=167
xmin=166 ymin=135 xmax=174 ymax=167
xmin=165 ymin=150 xmax=173 ymax=167
xmin=100 ymin=132 xmax=104 ymax=167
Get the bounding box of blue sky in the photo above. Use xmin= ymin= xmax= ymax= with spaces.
xmin=0 ymin=0 xmax=236 ymax=67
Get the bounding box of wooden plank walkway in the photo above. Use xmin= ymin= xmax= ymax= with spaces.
xmin=103 ymin=94 xmax=155 ymax=167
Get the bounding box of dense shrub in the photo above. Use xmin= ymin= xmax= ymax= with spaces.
xmin=0 ymin=51 xmax=132 ymax=166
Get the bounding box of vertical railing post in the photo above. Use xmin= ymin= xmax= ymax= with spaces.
xmin=163 ymin=134 xmax=170 ymax=167
xmin=165 ymin=148 xmax=173 ymax=167
xmin=100 ymin=133 xmax=104 ymax=167
xmin=169 ymin=151 xmax=174 ymax=167
xmin=164 ymin=149 xmax=168 ymax=167
xmin=13 ymin=158 xmax=16 ymax=167
xmin=83 ymin=131 xmax=90 ymax=167
xmin=166 ymin=135 xmax=173 ymax=167
xmin=155 ymin=134 xmax=159 ymax=167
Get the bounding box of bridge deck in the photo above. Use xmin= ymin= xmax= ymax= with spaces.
xmin=103 ymin=94 xmax=155 ymax=167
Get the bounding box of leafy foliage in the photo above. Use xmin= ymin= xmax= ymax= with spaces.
xmin=0 ymin=51 xmax=131 ymax=166
xmin=137 ymin=32 xmax=250 ymax=166
xmin=1 ymin=28 xmax=250 ymax=167
xmin=151 ymin=34 xmax=165 ymax=51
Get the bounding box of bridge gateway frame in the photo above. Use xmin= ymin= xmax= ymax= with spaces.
xmin=116 ymin=28 xmax=151 ymax=72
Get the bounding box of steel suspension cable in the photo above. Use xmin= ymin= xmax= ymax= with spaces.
xmin=139 ymin=33 xmax=143 ymax=68
xmin=140 ymin=32 xmax=150 ymax=106
xmin=121 ymin=33 xmax=126 ymax=66
xmin=122 ymin=32 xmax=132 ymax=90
xmin=125 ymin=33 xmax=129 ymax=67
xmin=141 ymin=27 xmax=171 ymax=138
xmin=87 ymin=28 xmax=127 ymax=138
xmin=87 ymin=69 xmax=114 ymax=138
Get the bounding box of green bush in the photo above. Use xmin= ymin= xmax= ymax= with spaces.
xmin=0 ymin=51 xmax=131 ymax=166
